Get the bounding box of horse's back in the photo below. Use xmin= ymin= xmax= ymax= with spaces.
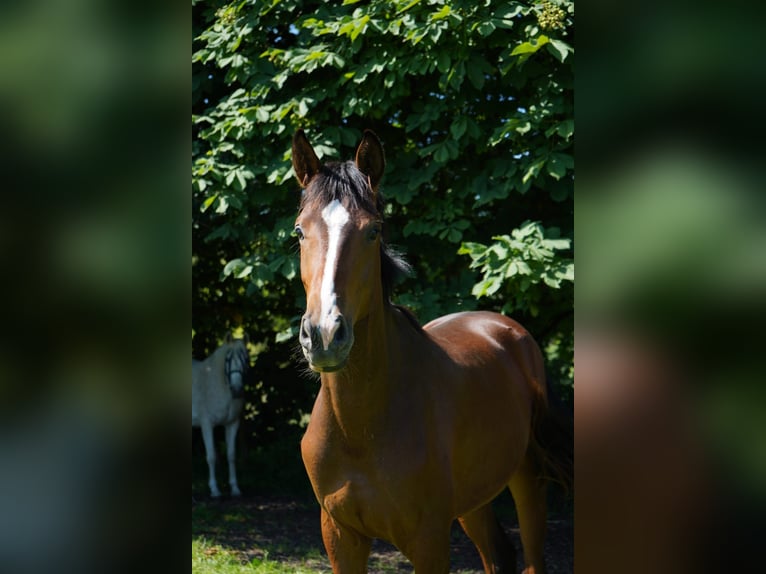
xmin=424 ymin=311 xmax=545 ymax=383
xmin=425 ymin=310 xmax=529 ymax=341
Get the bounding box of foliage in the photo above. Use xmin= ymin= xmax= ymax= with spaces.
xmin=192 ymin=0 xmax=574 ymax=442
xmin=460 ymin=220 xmax=573 ymax=316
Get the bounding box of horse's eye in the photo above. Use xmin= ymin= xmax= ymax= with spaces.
xmin=367 ymin=225 xmax=381 ymax=242
xmin=294 ymin=226 xmax=305 ymax=241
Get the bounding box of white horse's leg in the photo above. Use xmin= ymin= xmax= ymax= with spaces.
xmin=200 ymin=420 xmax=221 ymax=498
xmin=225 ymin=419 xmax=241 ymax=496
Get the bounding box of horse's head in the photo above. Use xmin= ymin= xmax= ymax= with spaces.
xmin=224 ymin=332 xmax=249 ymax=397
xmin=291 ymin=129 xmax=388 ymax=373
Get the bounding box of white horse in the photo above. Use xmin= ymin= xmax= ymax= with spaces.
xmin=192 ymin=332 xmax=250 ymax=498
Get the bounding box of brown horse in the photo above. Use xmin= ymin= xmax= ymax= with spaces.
xmin=291 ymin=129 xmax=572 ymax=574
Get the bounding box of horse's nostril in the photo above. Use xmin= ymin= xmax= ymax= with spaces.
xmin=299 ymin=317 xmax=313 ymax=348
xmin=333 ymin=318 xmax=347 ymax=345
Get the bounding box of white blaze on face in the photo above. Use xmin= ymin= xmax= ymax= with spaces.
xmin=319 ymin=199 xmax=349 ymax=343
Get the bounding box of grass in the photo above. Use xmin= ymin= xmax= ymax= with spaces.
xmin=192 ymin=538 xmax=326 ymax=574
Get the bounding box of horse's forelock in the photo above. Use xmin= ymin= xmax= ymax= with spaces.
xmin=300 ymin=161 xmax=380 ymax=215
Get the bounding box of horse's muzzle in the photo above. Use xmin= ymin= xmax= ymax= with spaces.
xmin=299 ymin=313 xmax=353 ymax=372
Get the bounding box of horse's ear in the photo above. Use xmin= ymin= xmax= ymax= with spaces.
xmin=243 ymin=332 xmax=249 ymax=345
xmin=225 ymin=332 xmax=233 ymax=343
xmin=292 ymin=130 xmax=321 ymax=188
xmin=355 ymin=130 xmax=385 ymax=192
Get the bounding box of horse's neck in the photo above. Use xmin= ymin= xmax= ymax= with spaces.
xmin=320 ymin=305 xmax=415 ymax=443
xmin=206 ymin=346 xmax=229 ymax=384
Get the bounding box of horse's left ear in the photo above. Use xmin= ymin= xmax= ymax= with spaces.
xmin=355 ymin=130 xmax=385 ymax=192
xmin=242 ymin=332 xmax=249 ymax=345
xmin=225 ymin=331 xmax=233 ymax=343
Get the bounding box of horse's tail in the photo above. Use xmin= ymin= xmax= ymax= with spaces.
xmin=530 ymin=377 xmax=574 ymax=495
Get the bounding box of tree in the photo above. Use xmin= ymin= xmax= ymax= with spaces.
xmin=192 ymin=0 xmax=574 ymax=442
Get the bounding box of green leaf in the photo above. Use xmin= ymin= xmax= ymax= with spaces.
xmin=275 ymin=326 xmax=296 ymax=343
xmin=279 ymin=256 xmax=298 ymax=280
xmin=485 ymin=275 xmax=504 ymax=296
xmin=547 ymin=153 xmax=574 ymax=181
xmin=512 ymin=221 xmax=538 ymax=239
xmin=477 ymin=21 xmax=496 ymax=37
xmin=396 ymin=0 xmax=423 ymax=15
xmin=458 ymin=242 xmax=488 ymax=258
xmin=522 ymin=159 xmax=545 ymax=184
xmin=546 ymin=39 xmax=573 ymax=63
xmin=467 ymin=64 xmax=485 ymax=90
xmin=235 ymin=170 xmax=246 ymax=190
xmin=447 ymin=60 xmax=465 ymax=90
xmin=547 ymin=157 xmax=567 ymax=180
xmin=434 ymin=144 xmax=449 ymax=163
xmin=543 ymin=238 xmax=571 ymax=250
xmin=510 ymin=35 xmax=550 ymax=56
xmin=436 ymin=52 xmax=451 ymax=74
xmin=236 ymin=265 xmax=253 ymax=279
xmin=489 ymin=242 xmax=509 ymax=259
xmin=201 ymin=193 xmax=217 ymax=212
xmin=349 ymin=16 xmax=370 ymax=41
xmin=430 ymin=5 xmax=451 ymax=21
xmin=542 ymin=273 xmax=561 ymax=288
xmin=494 ymin=3 xmax=525 ymax=21
xmin=447 ymin=228 xmax=462 ymax=243
xmin=223 ymin=258 xmax=249 ymax=278
xmin=450 ymin=116 xmax=467 ymax=140
xmin=516 ymin=260 xmax=532 ymax=275
xmin=473 ymin=275 xmax=503 ymax=298
xmin=556 ymin=119 xmax=574 ymax=139
xmin=515 ymin=121 xmax=531 ymax=134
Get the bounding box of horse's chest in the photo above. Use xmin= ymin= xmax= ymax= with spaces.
xmin=199 ymin=394 xmax=242 ymax=426
xmin=315 ymin=457 xmax=402 ymax=540
xmin=302 ymin=433 xmax=425 ymax=541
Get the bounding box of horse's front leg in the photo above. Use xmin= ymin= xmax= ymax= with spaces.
xmin=399 ymin=520 xmax=452 ymax=574
xmin=224 ymin=419 xmax=241 ymax=496
xmin=199 ymin=420 xmax=221 ymax=498
xmin=321 ymin=509 xmax=372 ymax=573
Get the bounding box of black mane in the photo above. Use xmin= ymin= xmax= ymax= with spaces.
xmin=299 ymin=160 xmax=412 ymax=301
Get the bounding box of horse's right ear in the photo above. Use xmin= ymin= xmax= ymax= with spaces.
xmin=292 ymin=130 xmax=321 ymax=188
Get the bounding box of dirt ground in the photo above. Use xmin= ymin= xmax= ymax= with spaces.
xmin=192 ymin=493 xmax=573 ymax=573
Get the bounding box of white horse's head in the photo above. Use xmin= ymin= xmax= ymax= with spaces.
xmin=224 ymin=332 xmax=249 ymax=398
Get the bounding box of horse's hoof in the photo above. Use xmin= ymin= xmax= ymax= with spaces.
xmin=231 ymin=488 xmax=242 ymax=497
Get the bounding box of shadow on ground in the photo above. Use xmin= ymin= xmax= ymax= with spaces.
xmin=192 ymin=491 xmax=573 ymax=573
